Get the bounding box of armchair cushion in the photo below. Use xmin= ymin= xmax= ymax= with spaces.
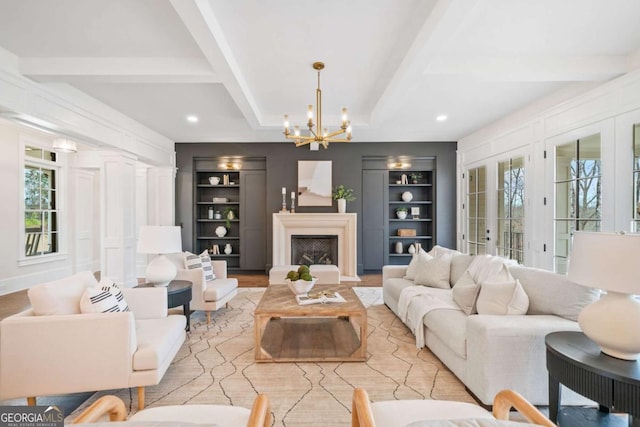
xmin=100 ymin=279 xmax=130 ymax=312
xmin=203 ymin=279 xmax=239 ymax=302
xmin=27 ymin=271 xmax=98 ymax=316
xmin=80 ymin=287 xmax=123 ymax=313
xmin=184 ymin=251 xmax=215 ymax=281
xmin=133 ymin=316 xmax=187 ymax=371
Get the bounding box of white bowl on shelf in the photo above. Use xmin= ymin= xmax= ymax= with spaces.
xmin=209 ymin=176 xmax=220 ymax=185
xmin=285 ymin=278 xmax=317 ymax=295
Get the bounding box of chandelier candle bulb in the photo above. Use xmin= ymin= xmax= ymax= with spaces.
xmin=282 ymin=187 xmax=286 ymax=195
xmin=342 ymin=107 xmax=348 ymax=126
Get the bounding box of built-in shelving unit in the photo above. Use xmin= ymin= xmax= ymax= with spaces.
xmin=387 ymin=169 xmax=435 ymax=264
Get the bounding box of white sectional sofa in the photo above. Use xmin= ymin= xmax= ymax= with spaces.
xmin=383 ymin=250 xmax=600 ymax=406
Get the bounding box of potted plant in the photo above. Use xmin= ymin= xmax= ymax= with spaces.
xmin=223 ymin=207 xmax=235 ymax=228
xmin=410 ymin=172 xmax=423 ymax=184
xmin=396 ymin=207 xmax=408 ymax=219
xmin=332 ymin=185 xmax=356 ymax=213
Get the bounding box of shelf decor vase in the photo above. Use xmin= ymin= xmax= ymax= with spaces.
xmin=395 ymin=241 xmax=403 ymax=254
xmin=215 ymin=226 xmax=227 ymax=237
xmin=396 ymin=210 xmax=408 ymax=219
xmin=224 ymin=243 xmax=232 ymax=254
xmin=337 ymin=198 xmax=347 ymax=214
xmin=408 ymin=244 xmax=416 ymax=254
xmin=401 ymin=191 xmax=413 ymax=202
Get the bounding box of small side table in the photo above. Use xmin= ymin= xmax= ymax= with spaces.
xmin=546 ymin=331 xmax=640 ymax=427
xmin=136 ymin=280 xmax=193 ymax=331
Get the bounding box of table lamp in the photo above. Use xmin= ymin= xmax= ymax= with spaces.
xmin=137 ymin=226 xmax=182 ymax=287
xmin=567 ymin=231 xmax=640 ymax=360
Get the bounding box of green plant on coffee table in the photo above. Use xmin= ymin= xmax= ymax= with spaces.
xmin=286 ymin=265 xmax=313 ymax=282
xmin=331 ymin=185 xmax=356 ymax=201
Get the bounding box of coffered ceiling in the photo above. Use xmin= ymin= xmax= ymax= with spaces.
xmin=0 ymin=0 xmax=639 ymax=144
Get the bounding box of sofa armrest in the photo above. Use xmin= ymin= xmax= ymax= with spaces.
xmin=123 ymin=287 xmax=167 ymax=319
xmin=382 ymin=265 xmax=408 ymax=283
xmin=0 ymin=311 xmax=136 ymax=400
xmin=465 ymin=314 xmax=583 ymax=405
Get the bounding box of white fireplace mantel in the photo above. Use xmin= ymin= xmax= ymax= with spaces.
xmin=272 ymin=213 xmax=359 ymax=281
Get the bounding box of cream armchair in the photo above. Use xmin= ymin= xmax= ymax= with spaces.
xmin=167 ymin=253 xmax=239 ymax=324
xmin=0 ymin=272 xmax=186 ymax=410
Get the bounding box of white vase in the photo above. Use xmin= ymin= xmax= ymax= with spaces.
xmin=408 ymin=244 xmax=416 ymax=254
xmin=215 ymin=226 xmax=227 ymax=237
xmin=395 ymin=241 xmax=403 ymax=254
xmin=401 ymin=191 xmax=413 ymax=202
xmin=224 ymin=243 xmax=232 ymax=255
xmin=337 ymin=198 xmax=347 ymax=213
xmin=396 ymin=210 xmax=407 ymax=219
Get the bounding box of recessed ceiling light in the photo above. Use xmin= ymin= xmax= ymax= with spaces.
xmin=436 ymin=115 xmax=447 ymax=122
xmin=186 ymin=115 xmax=199 ymax=123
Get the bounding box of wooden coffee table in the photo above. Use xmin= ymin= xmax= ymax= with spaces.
xmin=254 ymin=284 xmax=367 ymax=362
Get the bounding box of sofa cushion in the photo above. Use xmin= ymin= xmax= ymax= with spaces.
xmin=133 ymin=316 xmax=187 ymax=371
xmin=508 ymin=265 xmax=600 ymax=321
xmin=203 ymin=278 xmax=239 ymax=302
xmin=404 ymin=249 xmax=428 ymax=281
xmin=428 ymin=245 xmax=463 ymax=258
xmin=414 ymin=253 xmax=452 ymax=289
xmin=450 ymin=254 xmax=474 ymax=285
xmin=452 ymin=271 xmax=480 ymax=315
xmin=27 ymin=271 xmax=98 ymax=316
xmin=424 ymin=309 xmax=468 ymax=358
xmin=384 ymin=277 xmax=416 ymax=304
xmin=476 ymin=279 xmax=529 ymax=315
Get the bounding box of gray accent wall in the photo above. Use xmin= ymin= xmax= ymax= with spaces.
xmin=175 ymin=142 xmax=457 ymax=273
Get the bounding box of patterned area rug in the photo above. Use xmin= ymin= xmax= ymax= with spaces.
xmin=68 ymin=288 xmax=474 ymax=426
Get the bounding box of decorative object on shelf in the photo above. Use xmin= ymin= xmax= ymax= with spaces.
xmin=212 ymin=197 xmax=228 ymax=203
xmin=567 ymin=231 xmax=640 ymax=360
xmin=397 ymin=228 xmax=416 ymax=236
xmin=410 ymin=172 xmax=423 ymax=184
xmin=52 ymin=137 xmax=77 ymax=153
xmin=209 ymin=176 xmax=220 ymax=185
xmin=280 ymin=187 xmax=288 ymax=212
xmin=214 ymin=210 xmax=222 ymax=220
xmin=215 ymin=225 xmax=227 ymax=237
xmin=395 ymin=241 xmax=403 ymax=254
xmin=332 ymin=184 xmax=355 ymax=214
xmin=208 ymin=206 xmax=214 ymax=219
xmin=291 ymin=191 xmax=296 ymax=213
xmin=137 ymin=225 xmax=182 ymax=287
xmin=224 ymin=243 xmax=233 ymax=255
xmin=224 ymin=207 xmax=235 ymax=228
xmin=414 ymin=242 xmax=422 ymax=252
xmin=283 ymin=61 xmax=352 ymax=150
xmin=408 ymin=244 xmax=416 ymax=254
xmin=223 ymin=174 xmax=230 ymax=185
xmin=401 ymin=191 xmax=413 ymax=202
xmin=396 ymin=180 xmax=402 ymax=184
xmin=396 ymin=207 xmax=408 ymax=219
xmin=401 ymin=174 xmax=408 ymax=185
xmin=411 ymin=206 xmax=421 ymax=219
xmin=211 ymin=244 xmax=220 ymax=255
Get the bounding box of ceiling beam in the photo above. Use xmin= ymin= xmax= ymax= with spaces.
xmin=170 ymin=0 xmax=261 ymax=129
xmin=20 ymin=57 xmax=220 ymax=83
xmin=423 ymin=55 xmax=630 ymax=81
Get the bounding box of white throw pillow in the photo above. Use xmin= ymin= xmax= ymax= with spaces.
xmin=404 ymin=248 xmax=428 ymax=281
xmin=428 ymin=245 xmax=462 ymax=258
xmin=99 ymin=278 xmax=129 ymax=312
xmin=476 ymin=279 xmax=529 ymax=315
xmin=452 ymin=270 xmax=481 ymax=315
xmin=80 ymin=287 xmax=122 ymax=313
xmin=413 ymin=253 xmax=452 ymax=289
xmin=27 ymin=271 xmax=98 ymax=316
xmin=199 ymin=250 xmax=216 ymax=281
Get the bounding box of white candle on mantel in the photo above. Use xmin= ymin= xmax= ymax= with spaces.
xmin=291 ymin=191 xmax=296 ymax=200
xmin=282 ymin=187 xmax=286 ymax=195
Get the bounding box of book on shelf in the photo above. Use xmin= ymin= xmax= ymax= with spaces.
xmin=295 ymin=290 xmax=346 ymax=305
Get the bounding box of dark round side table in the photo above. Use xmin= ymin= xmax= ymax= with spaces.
xmin=546 ymin=331 xmax=640 ymax=427
xmin=136 ymin=280 xmax=193 ymax=331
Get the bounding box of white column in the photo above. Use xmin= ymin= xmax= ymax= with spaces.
xmin=70 ymin=168 xmax=100 ymax=273
xmin=147 ymin=166 xmax=177 ymax=226
xmin=100 ymin=151 xmax=138 ymax=287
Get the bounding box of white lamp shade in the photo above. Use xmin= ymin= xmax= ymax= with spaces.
xmin=567 ymin=231 xmax=640 ymax=294
xmin=137 ymin=226 xmax=182 ymax=254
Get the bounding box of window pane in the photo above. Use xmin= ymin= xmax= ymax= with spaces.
xmin=576 ymin=177 xmax=601 ymax=219
xmin=25 ymin=211 xmax=42 ymax=232
xmin=25 ymin=147 xmax=43 ymax=159
xmin=43 ymin=212 xmax=58 ymax=233
xmin=498 ymin=161 xmax=507 ymax=190
xmin=468 ymin=219 xmax=477 ymax=243
xmin=556 ymin=142 xmax=577 ymax=180
xmin=41 ymin=168 xmax=54 ymax=189
xmin=468 ymin=169 xmax=477 ymax=192
xmin=497 ymin=189 xmax=507 ymax=218
xmin=468 ymin=194 xmax=477 ymax=217
xmin=477 ymin=166 xmax=486 ymax=192
xmin=24 ymin=167 xmax=41 ymax=209
xmin=555 ymin=181 xmax=574 ymax=219
xmin=497 ymin=219 xmax=509 ymax=247
xmin=477 ymin=192 xmax=486 ymax=218
xmin=555 ymin=220 xmax=574 ymax=259
xmin=577 ymin=220 xmax=601 ymax=232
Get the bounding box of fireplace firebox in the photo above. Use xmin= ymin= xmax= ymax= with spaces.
xmin=291 ymin=235 xmax=338 ymax=266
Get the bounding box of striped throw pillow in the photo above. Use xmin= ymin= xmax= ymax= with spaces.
xmin=198 ymin=250 xmax=215 ymax=281
xmin=99 ymin=279 xmax=130 ymax=312
xmin=80 ymin=287 xmax=121 ymax=313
